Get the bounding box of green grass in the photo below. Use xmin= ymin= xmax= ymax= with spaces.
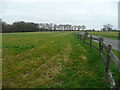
xmin=2 ymin=31 xmax=114 ymax=88
xmin=88 ymin=31 xmax=120 ymax=40
xmin=112 ymin=49 xmax=120 ymax=60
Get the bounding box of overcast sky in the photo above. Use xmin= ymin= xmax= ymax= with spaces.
xmin=0 ymin=0 xmax=119 ymax=29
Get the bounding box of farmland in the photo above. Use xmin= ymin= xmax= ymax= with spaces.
xmin=88 ymin=31 xmax=119 ymax=40
xmin=2 ymin=31 xmax=119 ymax=88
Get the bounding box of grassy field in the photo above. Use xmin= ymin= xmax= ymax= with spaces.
xmin=2 ymin=31 xmax=119 ymax=88
xmin=88 ymin=31 xmax=120 ymax=40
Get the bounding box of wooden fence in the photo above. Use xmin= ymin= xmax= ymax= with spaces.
xmin=78 ymin=33 xmax=120 ymax=88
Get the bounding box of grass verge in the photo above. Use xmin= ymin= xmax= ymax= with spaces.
xmin=88 ymin=31 xmax=120 ymax=40
xmin=82 ymin=37 xmax=120 ymax=88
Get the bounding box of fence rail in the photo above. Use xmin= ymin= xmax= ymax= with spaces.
xmin=78 ymin=33 xmax=120 ymax=88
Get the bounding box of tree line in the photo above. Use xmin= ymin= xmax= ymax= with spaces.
xmin=2 ymin=21 xmax=39 ymax=33
xmin=1 ymin=20 xmax=118 ymax=33
xmin=39 ymin=23 xmax=87 ymax=31
xmin=2 ymin=21 xmax=87 ymax=33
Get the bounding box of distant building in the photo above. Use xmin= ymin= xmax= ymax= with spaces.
xmin=118 ymin=1 xmax=120 ymax=30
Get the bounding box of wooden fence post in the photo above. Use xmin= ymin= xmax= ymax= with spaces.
xmin=90 ymin=36 xmax=92 ymax=47
xmin=101 ymin=38 xmax=103 ymax=51
xmin=99 ymin=38 xmax=103 ymax=53
xmin=85 ymin=31 xmax=88 ymax=38
xmin=105 ymin=45 xmax=116 ymax=88
xmin=78 ymin=34 xmax=79 ymax=39
xmin=80 ymin=34 xmax=82 ymax=40
xmin=84 ymin=34 xmax=86 ymax=43
xmin=105 ymin=44 xmax=112 ymax=81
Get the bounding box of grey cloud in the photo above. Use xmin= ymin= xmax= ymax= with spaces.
xmin=0 ymin=1 xmax=118 ymax=29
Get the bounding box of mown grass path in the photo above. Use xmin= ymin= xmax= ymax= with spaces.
xmin=2 ymin=31 xmax=112 ymax=88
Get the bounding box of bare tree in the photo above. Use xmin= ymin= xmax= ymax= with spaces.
xmin=39 ymin=23 xmax=46 ymax=31
xmin=78 ymin=25 xmax=81 ymax=31
xmin=81 ymin=25 xmax=86 ymax=30
xmin=39 ymin=23 xmax=87 ymax=31
xmin=53 ymin=24 xmax=57 ymax=31
xmin=49 ymin=23 xmax=53 ymax=31
xmin=103 ymin=24 xmax=113 ymax=31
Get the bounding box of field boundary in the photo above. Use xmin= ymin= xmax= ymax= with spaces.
xmin=78 ymin=32 xmax=120 ymax=88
